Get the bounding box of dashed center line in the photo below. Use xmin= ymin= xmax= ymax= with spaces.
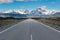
xmin=31 ymin=34 xmax=32 ymax=40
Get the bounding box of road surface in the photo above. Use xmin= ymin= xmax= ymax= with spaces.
xmin=0 ymin=19 xmax=60 ymax=40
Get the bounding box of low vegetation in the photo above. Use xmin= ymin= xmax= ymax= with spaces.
xmin=0 ymin=17 xmax=27 ymax=31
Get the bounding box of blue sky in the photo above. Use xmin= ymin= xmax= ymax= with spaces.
xmin=0 ymin=0 xmax=60 ymax=12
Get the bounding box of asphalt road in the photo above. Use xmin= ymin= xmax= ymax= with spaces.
xmin=0 ymin=19 xmax=60 ymax=40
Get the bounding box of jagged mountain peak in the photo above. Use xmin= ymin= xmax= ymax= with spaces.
xmin=1 ymin=9 xmax=29 ymax=14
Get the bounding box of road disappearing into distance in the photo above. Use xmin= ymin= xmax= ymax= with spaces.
xmin=0 ymin=19 xmax=60 ymax=40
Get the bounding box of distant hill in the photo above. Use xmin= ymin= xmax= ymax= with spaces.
xmin=0 ymin=11 xmax=27 ymax=18
xmin=51 ymin=12 xmax=60 ymax=17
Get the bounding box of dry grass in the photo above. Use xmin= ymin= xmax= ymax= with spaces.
xmin=0 ymin=18 xmax=27 ymax=31
xmin=0 ymin=18 xmax=26 ymax=27
xmin=34 ymin=17 xmax=60 ymax=31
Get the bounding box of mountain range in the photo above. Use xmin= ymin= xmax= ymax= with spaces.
xmin=29 ymin=6 xmax=60 ymax=18
xmin=0 ymin=7 xmax=60 ymax=18
xmin=0 ymin=11 xmax=27 ymax=18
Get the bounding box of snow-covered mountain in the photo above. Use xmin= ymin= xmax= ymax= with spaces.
xmin=1 ymin=9 xmax=29 ymax=14
xmin=50 ymin=12 xmax=60 ymax=17
xmin=30 ymin=6 xmax=56 ymax=15
xmin=0 ymin=6 xmax=60 ymax=18
xmin=0 ymin=10 xmax=29 ymax=18
xmin=30 ymin=6 xmax=46 ymax=16
xmin=29 ymin=6 xmax=59 ymax=18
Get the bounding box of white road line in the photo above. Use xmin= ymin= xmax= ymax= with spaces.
xmin=0 ymin=21 xmax=24 ymax=34
xmin=40 ymin=22 xmax=60 ymax=33
xmin=31 ymin=34 xmax=32 ymax=40
xmin=0 ymin=19 xmax=28 ymax=34
xmin=29 ymin=19 xmax=60 ymax=33
xmin=0 ymin=22 xmax=19 ymax=34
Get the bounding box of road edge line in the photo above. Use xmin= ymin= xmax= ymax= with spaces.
xmin=39 ymin=22 xmax=60 ymax=33
xmin=0 ymin=19 xmax=27 ymax=34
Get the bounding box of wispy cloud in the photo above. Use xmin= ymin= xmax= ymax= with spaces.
xmin=16 ymin=0 xmax=27 ymax=1
xmin=16 ymin=0 xmax=38 ymax=2
xmin=0 ymin=0 xmax=39 ymax=3
xmin=40 ymin=6 xmax=46 ymax=10
xmin=0 ymin=0 xmax=13 ymax=3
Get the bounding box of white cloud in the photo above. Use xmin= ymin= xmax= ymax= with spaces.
xmin=3 ymin=9 xmax=13 ymax=13
xmin=29 ymin=0 xmax=38 ymax=1
xmin=16 ymin=0 xmax=27 ymax=1
xmin=16 ymin=0 xmax=38 ymax=2
xmin=0 ymin=0 xmax=13 ymax=3
xmin=40 ymin=6 xmax=46 ymax=10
